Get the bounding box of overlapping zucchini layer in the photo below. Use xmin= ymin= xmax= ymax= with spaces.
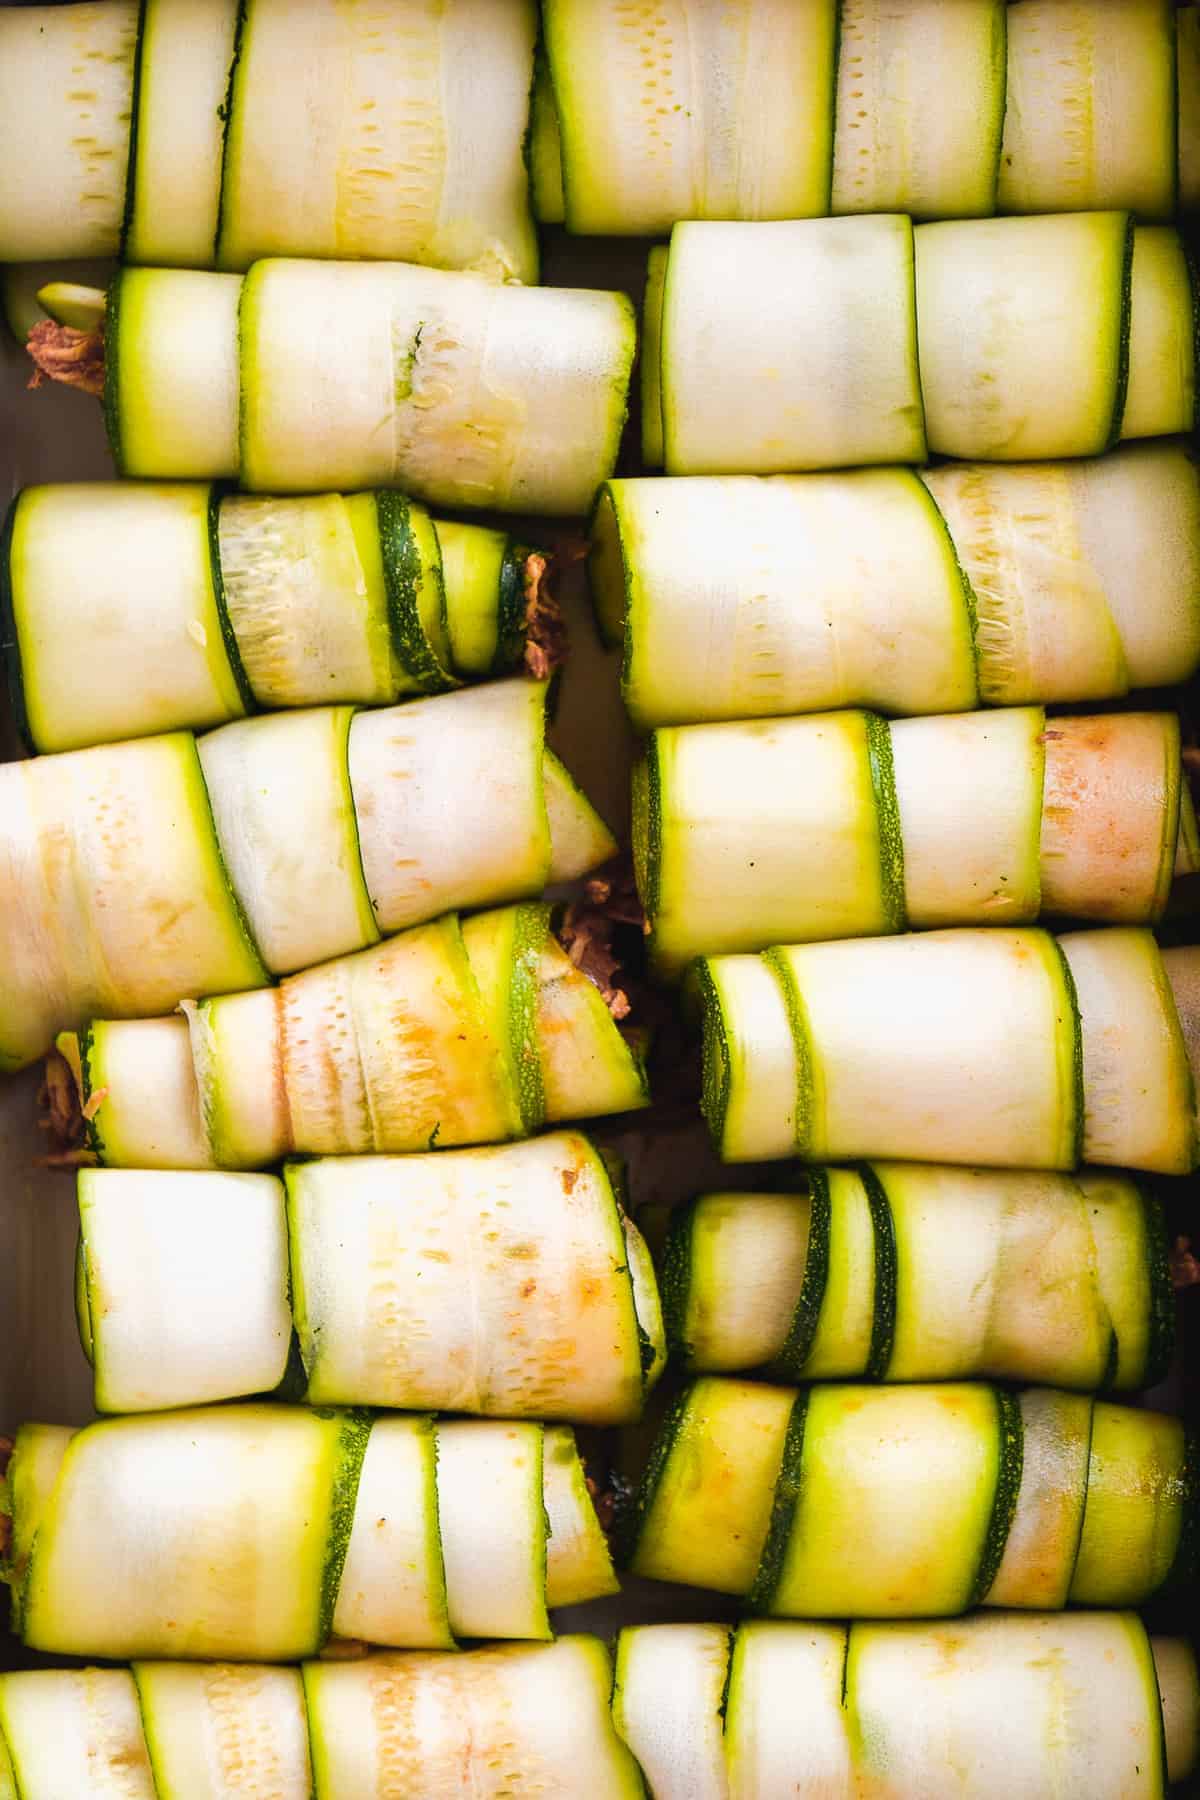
xmin=0 ymin=1406 xmax=618 ymax=1660
xmin=0 ymin=681 xmax=614 ymax=1072
xmin=660 ymin=1164 xmax=1172 ymax=1391
xmin=621 ymin=1376 xmax=1197 ymax=1618
xmin=694 ymin=925 xmax=1199 ymax=1173
xmin=591 ymin=444 xmax=1200 ymax=729
xmin=72 ymin=1133 xmax=664 ymax=1422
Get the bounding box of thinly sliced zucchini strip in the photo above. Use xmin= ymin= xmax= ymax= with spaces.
xmin=915 ymin=211 xmax=1132 ymax=460
xmin=660 ymin=216 xmax=925 ymax=475
xmin=287 ymin=1133 xmax=652 ymax=1422
xmin=305 ymin=1639 xmax=642 ymax=1797
xmin=997 ymin=0 xmax=1176 ymax=219
xmin=529 ymin=49 xmax=565 ymax=225
xmin=1122 ymin=226 xmax=1197 ymax=440
xmin=0 ymin=2 xmax=138 ymax=261
xmin=612 ymin=1623 xmax=731 ymax=1800
xmin=544 ymin=0 xmax=838 ymax=234
xmin=124 ymin=0 xmax=238 ymax=266
xmin=106 ymin=268 xmax=243 ymax=480
xmin=4 ymin=483 xmax=246 ymax=753
xmin=623 ymin=1375 xmax=1189 ymax=1617
xmin=0 ymin=733 xmax=267 ymax=1074
xmin=1 ymin=258 xmax=115 ymax=344
xmin=238 ymin=258 xmax=634 ymax=513
xmin=218 ymin=0 xmax=537 ymax=282
xmin=832 ymin=0 xmax=1006 ymax=218
xmin=134 ymin=1662 xmax=312 ymax=1800
xmin=0 ymin=1669 xmax=156 ymax=1800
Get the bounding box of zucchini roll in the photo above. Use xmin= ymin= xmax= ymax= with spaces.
xmin=0 ymin=1639 xmax=645 ymax=1799
xmin=637 ymin=708 xmax=1185 ymax=969
xmin=659 ymin=1165 xmax=1172 ymax=1391
xmin=0 ymin=0 xmax=539 ymax=280
xmin=648 ymin=215 xmax=1193 ymax=474
xmin=591 ymin=444 xmax=1200 ymax=729
xmin=621 ymin=1377 xmax=1197 ymax=1616
xmin=613 ymin=1616 xmax=1198 ymax=1800
xmin=27 ymin=260 xmax=636 ymax=511
xmin=51 ymin=900 xmax=646 ymax=1169
xmin=542 ymin=0 xmax=1181 ymax=232
xmin=2 ymin=482 xmax=560 ymax=753
xmin=0 ymin=1407 xmax=617 ymax=1660
xmin=72 ymin=1134 xmax=664 ymax=1419
xmin=0 ymin=681 xmax=613 ymax=1072
xmin=694 ymin=926 xmax=1200 ymax=1173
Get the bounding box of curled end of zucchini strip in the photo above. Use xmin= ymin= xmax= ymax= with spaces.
xmin=24 ymin=319 xmax=105 ymax=398
xmin=34 ymin=1045 xmax=96 ymax=1169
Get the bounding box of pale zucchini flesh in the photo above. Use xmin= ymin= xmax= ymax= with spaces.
xmin=983 ymin=1387 xmax=1092 ymax=1609
xmin=237 ymin=257 xmax=634 ymax=513
xmin=593 ymin=471 xmax=977 ymax=728
xmin=997 ymin=0 xmax=1177 ymax=219
xmin=332 ymin=1414 xmax=452 ymax=1651
xmin=198 ymin=705 xmax=378 ymax=975
xmin=833 ymin=0 xmax=1006 ymax=218
xmin=5 ymin=482 xmax=246 ymax=754
xmin=217 ymin=0 xmax=538 ymax=282
xmin=1122 ymin=226 xmax=1197 ymax=440
xmin=0 ymin=3 xmax=138 ymax=261
xmin=124 ymin=0 xmax=239 ymax=267
xmin=661 ymin=216 xmax=926 ymax=475
xmin=0 ymin=1669 xmax=156 ymax=1800
xmin=544 ymin=0 xmax=839 ymax=234
xmin=134 ymin=1661 xmax=313 ymax=1800
xmin=77 ymin=1167 xmax=292 ymax=1414
xmin=434 ymin=1420 xmax=550 ymax=1641
xmin=544 ymin=1424 xmax=619 ymax=1608
xmin=612 ymin=1624 xmax=731 ymax=1800
xmin=914 ymin=211 xmax=1133 ymax=461
xmin=107 ymin=268 xmax=242 ymax=480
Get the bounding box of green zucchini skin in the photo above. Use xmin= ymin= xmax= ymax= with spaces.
xmin=624 ymin=1377 xmax=1187 ymax=1617
xmin=774 ymin=1171 xmax=832 ymax=1381
xmin=860 ymin=1165 xmax=897 ymax=1381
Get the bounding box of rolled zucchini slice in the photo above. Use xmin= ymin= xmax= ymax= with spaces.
xmin=0 ymin=2 xmax=138 ymax=261
xmin=216 ymin=0 xmax=538 ymax=282
xmin=238 ymin=258 xmax=635 ymax=512
xmin=1122 ymin=226 xmax=1197 ymax=441
xmin=914 ymin=211 xmax=1133 ymax=460
xmin=77 ymin=1168 xmax=293 ymax=1414
xmin=2 ymin=482 xmax=248 ymax=754
xmin=134 ymin=1662 xmax=312 ymax=1800
xmin=623 ymin=1376 xmax=1192 ymax=1616
xmin=543 ymin=0 xmax=838 ymax=235
xmin=2 ymin=480 xmax=554 ymax=753
xmin=286 ymin=1133 xmax=657 ymax=1422
xmin=305 ymin=1638 xmax=643 ymax=1799
xmin=0 ymin=257 xmax=115 ymax=344
xmin=592 ymin=447 xmax=1200 ymax=729
xmin=59 ymin=894 xmax=643 ymax=1169
xmin=997 ymin=0 xmax=1176 ymax=219
xmin=664 ymin=1163 xmax=1169 ymax=1391
xmin=696 ymin=926 xmax=1200 ymax=1175
xmin=0 ymin=1669 xmax=156 ymax=1800
xmin=4 ymin=1408 xmax=615 ymax=1661
xmin=832 ymin=0 xmax=1006 ymax=218
xmin=637 ymin=706 xmax=1182 ymax=969
xmin=659 ymin=215 xmax=926 ymax=475
xmin=106 ymin=268 xmax=243 ymax=479
xmin=698 ymin=927 xmax=1081 ymax=1170
xmin=0 ymin=732 xmax=267 ymax=1074
xmin=617 ymin=1615 xmax=1197 ymax=1797
xmin=923 ymin=442 xmax=1200 ymax=703
xmin=75 ymin=1144 xmax=662 ymax=1425
xmin=123 ymin=0 xmax=238 ymax=267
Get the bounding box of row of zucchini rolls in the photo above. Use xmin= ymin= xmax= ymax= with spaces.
xmin=1 ymin=0 xmax=1197 ymax=270
xmin=1 ymin=1 xmax=1199 ymax=1796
